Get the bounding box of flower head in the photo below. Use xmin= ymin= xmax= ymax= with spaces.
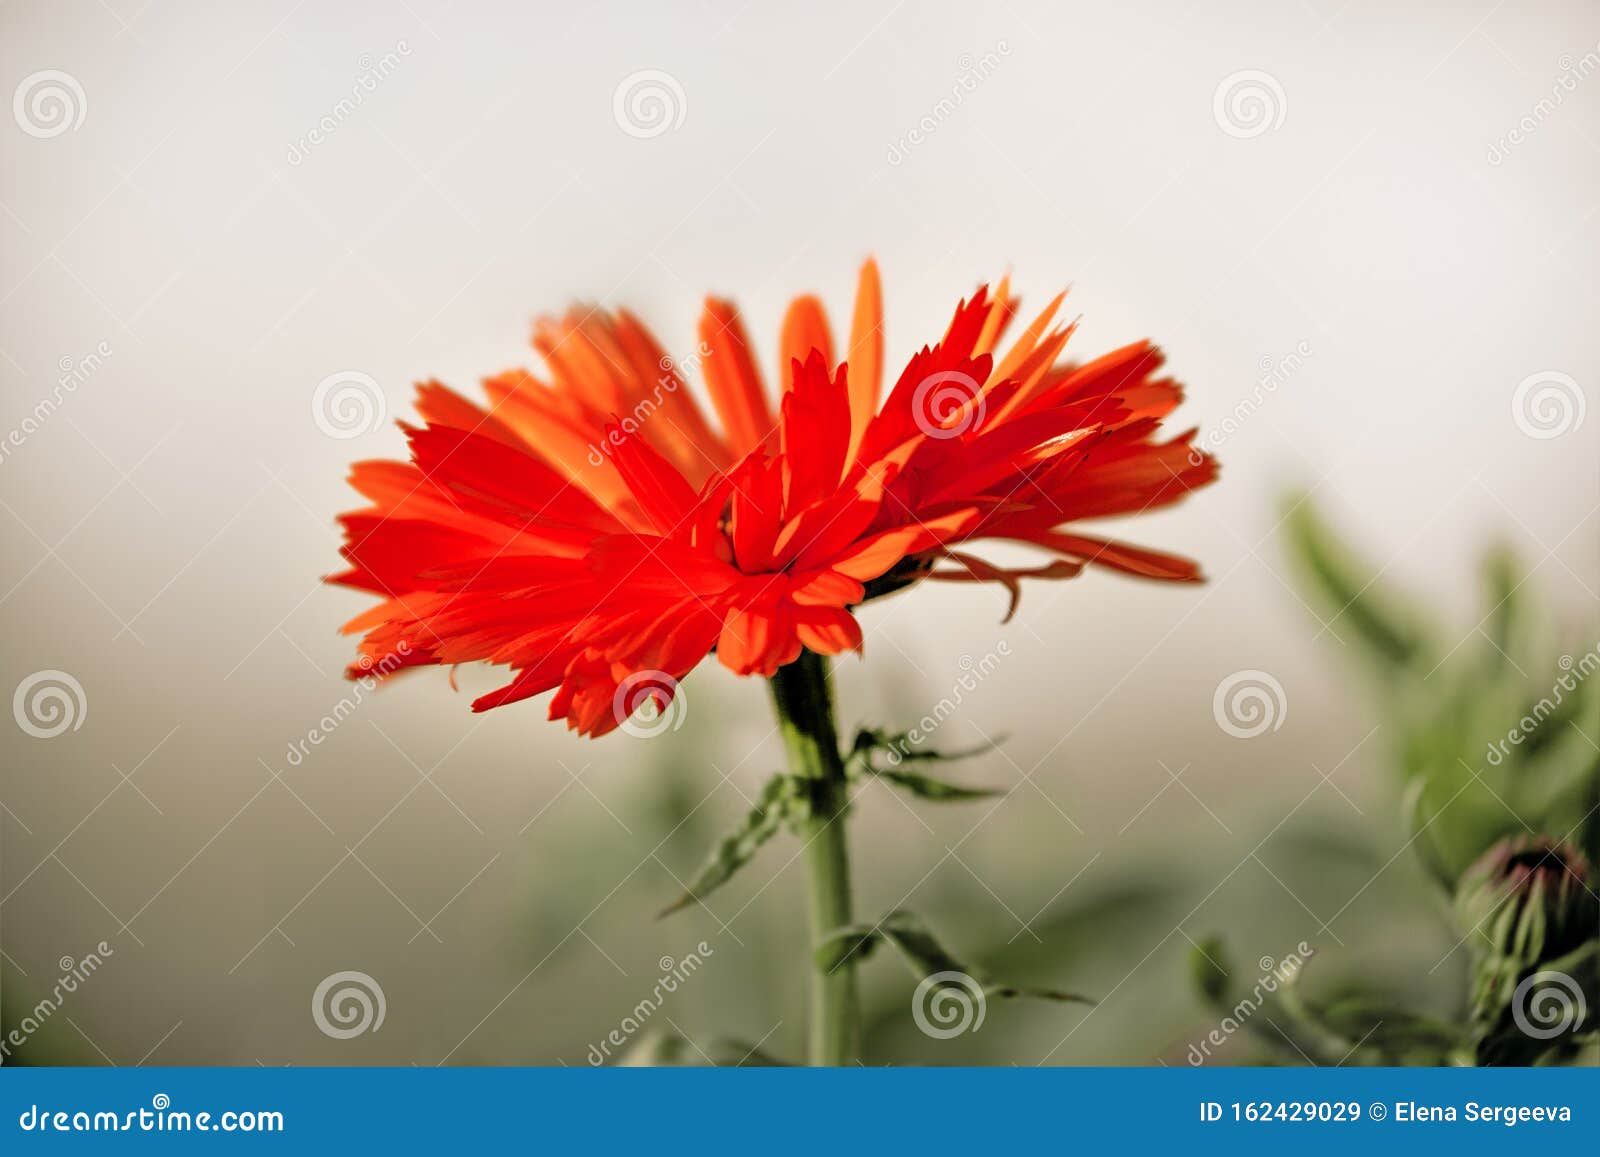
xmin=330 ymin=261 xmax=1218 ymax=735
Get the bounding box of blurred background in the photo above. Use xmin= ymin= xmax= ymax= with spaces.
xmin=1 ymin=0 xmax=1595 ymax=1066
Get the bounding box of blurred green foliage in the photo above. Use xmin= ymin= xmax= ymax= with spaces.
xmin=1282 ymin=498 xmax=1598 ymax=878
xmin=1189 ymin=496 xmax=1599 ymax=1066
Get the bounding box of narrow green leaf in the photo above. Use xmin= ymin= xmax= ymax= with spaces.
xmin=1281 ymin=495 xmax=1427 ymax=667
xmin=1479 ymin=544 xmax=1521 ymax=670
xmin=873 ymin=767 xmax=1003 ymax=802
xmin=658 ymin=774 xmax=798 ymax=918
xmin=983 ymin=984 xmax=1095 ymax=1004
xmin=845 ymin=726 xmax=1005 ymax=800
xmin=850 ymin=726 xmax=1002 ymax=765
xmin=815 ymin=909 xmax=1092 ymax=1006
xmin=1311 ymin=996 xmax=1462 ymax=1055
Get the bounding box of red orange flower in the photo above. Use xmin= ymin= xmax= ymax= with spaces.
xmin=330 ymin=261 xmax=1217 ymax=735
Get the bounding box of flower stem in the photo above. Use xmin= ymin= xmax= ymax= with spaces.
xmin=768 ymin=649 xmax=860 ymax=1066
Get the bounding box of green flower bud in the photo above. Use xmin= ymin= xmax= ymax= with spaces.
xmin=1455 ymin=836 xmax=1595 ymax=1021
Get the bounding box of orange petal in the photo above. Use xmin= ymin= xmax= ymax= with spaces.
xmin=1016 ymin=529 xmax=1204 ymax=582
xmin=791 ymin=569 xmax=865 ymax=607
xmin=716 ymin=604 xmax=772 ymax=676
xmin=481 ymin=369 xmax=638 ymax=513
xmin=973 ymin=273 xmax=1014 ymax=357
xmin=612 ymin=308 xmax=730 ymax=475
xmin=845 ymin=257 xmax=883 ymax=462
xmin=989 ymin=291 xmax=1066 ymax=389
xmin=779 ymin=295 xmax=835 ymax=379
xmin=829 ymin=508 xmax=982 ymax=582
xmin=700 ymin=298 xmax=774 ymax=456
xmin=795 ymin=606 xmax=863 ymax=655
xmin=606 ymin=425 xmax=699 ymax=536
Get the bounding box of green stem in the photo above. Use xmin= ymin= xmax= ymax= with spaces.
xmin=769 ymin=649 xmax=860 ymax=1066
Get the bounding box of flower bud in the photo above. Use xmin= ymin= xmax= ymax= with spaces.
xmin=1455 ymin=836 xmax=1595 ymax=1020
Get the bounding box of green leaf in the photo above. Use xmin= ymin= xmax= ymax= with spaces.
xmin=1281 ymin=495 xmax=1428 ymax=668
xmin=1473 ymin=939 xmax=1600 ymax=1066
xmin=1310 ymin=995 xmax=1462 ymax=1057
xmin=658 ymin=774 xmax=802 ymax=917
xmin=845 ymin=727 xmax=1004 ymax=801
xmin=1479 ymin=544 xmax=1521 ymax=671
xmin=872 ymin=767 xmax=1004 ymax=802
xmin=1399 ymin=776 xmax=1459 ymax=889
xmin=815 ymin=909 xmax=1092 ymax=1007
xmin=850 ymin=725 xmax=1003 ymax=765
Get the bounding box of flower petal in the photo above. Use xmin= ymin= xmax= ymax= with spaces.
xmin=779 ymin=295 xmax=835 ymax=374
xmin=845 ymin=257 xmax=883 ymax=462
xmin=700 ymin=297 xmax=775 ymax=456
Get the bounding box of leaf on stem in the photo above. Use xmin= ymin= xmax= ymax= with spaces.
xmin=815 ymin=909 xmax=1092 ymax=1006
xmin=658 ymin=773 xmax=804 ymax=918
xmin=845 ymin=727 xmax=1005 ymax=802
